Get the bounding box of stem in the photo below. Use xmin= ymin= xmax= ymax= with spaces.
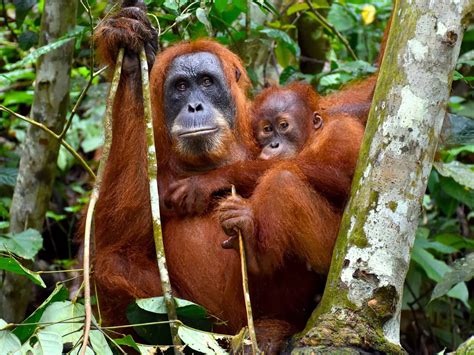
xmin=79 ymin=48 xmax=124 ymax=355
xmin=304 ymin=0 xmax=358 ymax=61
xmin=0 ymin=105 xmax=96 ymax=179
xmin=79 ymin=192 xmax=97 ymax=355
xmin=59 ymin=0 xmax=95 ymax=140
xmin=231 ymin=186 xmax=259 ymax=354
xmin=139 ymin=47 xmax=181 ymax=353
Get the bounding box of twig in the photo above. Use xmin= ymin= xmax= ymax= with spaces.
xmin=161 ymin=1 xmax=199 ymax=36
xmin=37 ymin=268 xmax=84 ymax=274
xmin=231 ymin=186 xmax=259 ymax=354
xmin=304 ymin=0 xmax=358 ymax=61
xmin=102 ymin=319 xmax=179 ymax=330
xmin=79 ymin=48 xmax=124 ymax=355
xmin=59 ymin=0 xmax=96 ymax=140
xmin=58 ymin=67 xmax=104 ymax=140
xmin=139 ymin=46 xmax=181 ymax=354
xmin=0 ymin=105 xmax=95 ymax=179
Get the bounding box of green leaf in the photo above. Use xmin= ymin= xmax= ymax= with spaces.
xmin=196 ymin=8 xmax=212 ymax=34
xmin=453 ymin=71 xmax=464 ymax=81
xmin=287 ymin=3 xmax=309 ymax=15
xmin=446 ymin=282 xmax=469 ymax=309
xmin=163 ymin=0 xmax=179 ymax=12
xmin=214 ymin=0 xmax=227 ymax=13
xmin=46 ymin=211 xmax=67 ymax=222
xmin=14 ymin=0 xmax=35 ymax=26
xmin=233 ymin=0 xmax=247 ymax=12
xmin=319 ymin=72 xmax=353 ymax=88
xmin=114 ymin=335 xmax=159 ymax=354
xmin=414 ymin=229 xmax=457 ymax=254
xmin=411 ymin=245 xmax=450 ymax=283
xmin=0 ymin=168 xmax=18 ymax=187
xmin=0 ymin=228 xmax=43 ymax=260
xmin=287 ymin=1 xmax=329 ymax=15
xmin=32 ymin=331 xmax=63 ymax=355
xmin=0 ymin=319 xmax=21 ymax=354
xmin=13 ymin=283 xmax=69 ymax=342
xmin=178 ymin=325 xmax=231 ymax=354
xmin=434 ymin=161 xmax=474 ymax=189
xmin=18 ymin=30 xmax=39 ymax=51
xmin=3 ymin=90 xmax=34 ymax=105
xmin=440 ymin=176 xmax=474 ymax=208
xmin=434 ymin=234 xmax=474 ymax=250
xmin=0 ymin=256 xmax=45 ymax=287
xmin=274 ymin=42 xmax=293 ymax=68
xmin=431 ymin=253 xmax=474 ymax=302
xmin=114 ymin=335 xmax=141 ymax=352
xmin=259 ymin=28 xmax=300 ymax=57
xmin=81 ymin=136 xmax=103 ymax=153
xmin=175 ymin=12 xmax=192 ymax=23
xmin=5 ymin=26 xmax=85 ymax=70
xmin=455 ymin=335 xmax=474 ymax=354
xmin=39 ymin=301 xmax=112 ymax=355
xmin=127 ymin=296 xmax=212 ymax=345
xmin=444 ymin=145 xmax=474 ymax=160
xmin=252 ymin=0 xmax=279 ymax=15
xmin=327 ymin=5 xmax=356 ymax=32
xmin=0 ymin=68 xmax=35 ymax=86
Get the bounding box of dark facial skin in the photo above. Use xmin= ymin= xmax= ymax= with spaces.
xmin=254 ymin=91 xmax=323 ymax=160
xmin=164 ymin=52 xmax=236 ymax=161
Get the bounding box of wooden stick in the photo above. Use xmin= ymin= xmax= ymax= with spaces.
xmin=139 ymin=47 xmax=182 ymax=354
xmin=80 ymin=48 xmax=124 ymax=355
xmin=231 ymin=186 xmax=259 ymax=354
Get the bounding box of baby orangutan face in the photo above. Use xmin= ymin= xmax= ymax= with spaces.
xmin=252 ymin=90 xmax=323 ymax=160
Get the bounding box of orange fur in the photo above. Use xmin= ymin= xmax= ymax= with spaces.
xmin=91 ymin=17 xmax=254 ymax=334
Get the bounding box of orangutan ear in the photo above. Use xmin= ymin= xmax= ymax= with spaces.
xmin=313 ymin=112 xmax=323 ymax=130
xmin=235 ymin=68 xmax=241 ymax=82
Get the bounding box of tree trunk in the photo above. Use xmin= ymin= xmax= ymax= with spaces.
xmin=291 ymin=1 xmax=473 ymax=353
xmin=1 ymin=0 xmax=78 ymax=323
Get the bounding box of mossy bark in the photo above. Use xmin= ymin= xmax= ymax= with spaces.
xmin=291 ymin=1 xmax=473 ymax=353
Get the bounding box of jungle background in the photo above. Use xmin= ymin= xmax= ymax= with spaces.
xmin=0 ymin=0 xmax=473 ymax=353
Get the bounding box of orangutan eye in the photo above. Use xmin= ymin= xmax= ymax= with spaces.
xmin=202 ymin=76 xmax=213 ymax=87
xmin=263 ymin=125 xmax=273 ymax=133
xmin=176 ymin=81 xmax=188 ymax=91
xmin=279 ymin=121 xmax=289 ymax=130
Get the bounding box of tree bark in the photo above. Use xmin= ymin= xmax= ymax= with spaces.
xmin=1 ymin=0 xmax=78 ymax=322
xmin=291 ymin=1 xmax=473 ymax=353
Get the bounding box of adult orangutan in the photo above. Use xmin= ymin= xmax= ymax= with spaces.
xmin=91 ymin=1 xmax=251 ymax=333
